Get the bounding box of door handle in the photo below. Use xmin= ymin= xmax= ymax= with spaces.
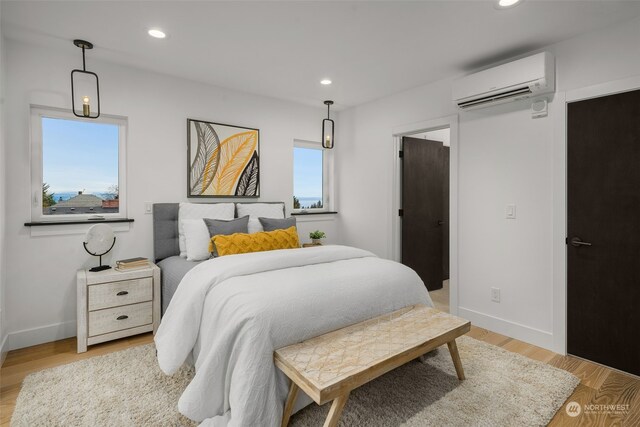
xmin=570 ymin=237 xmax=592 ymax=247
xmin=437 ymin=220 xmax=445 ymax=226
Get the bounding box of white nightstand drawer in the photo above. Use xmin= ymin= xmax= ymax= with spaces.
xmin=88 ymin=301 xmax=153 ymax=337
xmin=88 ymin=278 xmax=153 ymax=311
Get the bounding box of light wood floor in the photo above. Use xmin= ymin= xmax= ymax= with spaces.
xmin=429 ymin=279 xmax=450 ymax=312
xmin=1 ymin=288 xmax=639 ymax=426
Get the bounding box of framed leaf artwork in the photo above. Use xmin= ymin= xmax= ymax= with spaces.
xmin=187 ymin=119 xmax=260 ymax=197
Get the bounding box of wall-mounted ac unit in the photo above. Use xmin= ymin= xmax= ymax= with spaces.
xmin=452 ymin=52 xmax=555 ymax=110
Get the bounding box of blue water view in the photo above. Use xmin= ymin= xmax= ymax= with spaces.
xmin=51 ymin=191 xmax=114 ymax=202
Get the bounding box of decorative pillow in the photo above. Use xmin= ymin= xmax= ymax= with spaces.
xmin=182 ymin=219 xmax=213 ymax=261
xmin=259 ymin=216 xmax=296 ymax=232
xmin=236 ymin=203 xmax=285 ymax=233
xmin=178 ymin=203 xmax=234 ymax=257
xmin=204 ymin=216 xmax=250 ymax=256
xmin=247 ymin=218 xmax=264 ymax=234
xmin=210 ymin=226 xmax=300 ymax=256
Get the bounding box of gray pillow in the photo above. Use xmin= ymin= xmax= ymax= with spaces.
xmin=204 ymin=216 xmax=250 ymax=256
xmin=258 ymin=216 xmax=297 ymax=232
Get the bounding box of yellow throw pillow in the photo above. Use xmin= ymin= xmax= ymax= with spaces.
xmin=210 ymin=226 xmax=301 ymax=256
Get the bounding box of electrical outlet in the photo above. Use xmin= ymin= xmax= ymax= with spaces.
xmin=144 ymin=202 xmax=153 ymax=214
xmin=491 ymin=287 xmax=501 ymax=303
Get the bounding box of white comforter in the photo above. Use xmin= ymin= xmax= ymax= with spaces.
xmin=155 ymin=245 xmax=432 ymax=426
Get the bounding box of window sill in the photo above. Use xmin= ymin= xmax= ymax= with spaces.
xmin=26 ymin=218 xmax=134 ymax=237
xmin=25 ymin=218 xmax=134 ymax=227
xmin=291 ymin=211 xmax=338 ymax=216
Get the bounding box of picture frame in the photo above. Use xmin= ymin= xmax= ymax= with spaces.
xmin=187 ymin=119 xmax=260 ymax=198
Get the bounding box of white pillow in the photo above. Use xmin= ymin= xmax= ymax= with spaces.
xmin=182 ymin=219 xmax=212 ymax=261
xmin=178 ymin=203 xmax=234 ymax=257
xmin=247 ymin=218 xmax=263 ymax=234
xmin=236 ymin=203 xmax=285 ymax=234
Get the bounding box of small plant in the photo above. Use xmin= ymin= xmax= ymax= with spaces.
xmin=309 ymin=230 xmax=326 ymax=240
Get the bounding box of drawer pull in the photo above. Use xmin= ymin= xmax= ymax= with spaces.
xmin=116 ymin=315 xmax=129 ymax=320
xmin=116 ymin=291 xmax=129 ymax=296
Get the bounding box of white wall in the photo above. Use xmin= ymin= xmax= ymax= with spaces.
xmin=3 ymin=39 xmax=340 ymax=350
xmin=0 ymin=7 xmax=8 ymax=363
xmin=411 ymin=128 xmax=450 ymax=147
xmin=337 ymin=17 xmax=640 ymax=351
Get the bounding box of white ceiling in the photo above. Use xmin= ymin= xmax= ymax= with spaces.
xmin=3 ymin=1 xmax=640 ymax=109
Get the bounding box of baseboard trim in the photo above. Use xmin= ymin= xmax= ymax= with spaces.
xmin=458 ymin=307 xmax=554 ymax=351
xmin=3 ymin=310 xmax=554 ymax=353
xmin=7 ymin=321 xmax=76 ymax=351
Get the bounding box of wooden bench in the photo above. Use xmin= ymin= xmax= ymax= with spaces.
xmin=274 ymin=304 xmax=471 ymax=427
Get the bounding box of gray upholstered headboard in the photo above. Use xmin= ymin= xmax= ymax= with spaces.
xmin=152 ymin=202 xmax=285 ymax=262
xmin=153 ymin=203 xmax=180 ymax=263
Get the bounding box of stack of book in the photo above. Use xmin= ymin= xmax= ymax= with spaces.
xmin=115 ymin=257 xmax=150 ymax=271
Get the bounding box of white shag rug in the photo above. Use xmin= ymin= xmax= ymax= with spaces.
xmin=12 ymin=336 xmax=578 ymax=427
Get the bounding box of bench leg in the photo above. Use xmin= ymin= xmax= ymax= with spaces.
xmin=447 ymin=339 xmax=465 ymax=380
xmin=281 ymin=382 xmax=299 ymax=427
xmin=323 ymin=392 xmax=350 ymax=427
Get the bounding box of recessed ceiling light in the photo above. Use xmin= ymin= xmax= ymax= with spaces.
xmin=497 ymin=0 xmax=522 ymax=8
xmin=148 ymin=29 xmax=166 ymax=39
xmin=320 ymin=79 xmax=332 ymax=85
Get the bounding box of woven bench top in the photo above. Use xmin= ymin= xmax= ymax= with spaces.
xmin=274 ymin=304 xmax=470 ymax=404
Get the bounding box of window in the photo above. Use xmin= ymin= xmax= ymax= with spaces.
xmin=30 ymin=107 xmax=127 ymax=221
xmin=293 ymin=140 xmax=333 ymax=212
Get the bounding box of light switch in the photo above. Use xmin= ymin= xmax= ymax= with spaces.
xmin=506 ymin=204 xmax=516 ymax=219
xmin=144 ymin=202 xmax=153 ymax=214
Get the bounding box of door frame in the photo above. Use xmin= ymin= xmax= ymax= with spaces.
xmin=553 ymin=75 xmax=640 ymax=355
xmin=391 ymin=115 xmax=459 ymax=315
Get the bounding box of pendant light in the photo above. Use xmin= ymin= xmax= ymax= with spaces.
xmin=70 ymin=39 xmax=100 ymax=119
xmin=322 ymin=100 xmax=334 ymax=149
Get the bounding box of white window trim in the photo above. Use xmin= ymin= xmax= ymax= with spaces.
xmin=292 ymin=139 xmax=334 ymax=214
xmin=30 ymin=106 xmax=128 ymax=222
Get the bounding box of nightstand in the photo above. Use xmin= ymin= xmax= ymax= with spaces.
xmin=76 ymin=264 xmax=160 ymax=353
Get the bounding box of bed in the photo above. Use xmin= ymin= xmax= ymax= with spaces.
xmin=152 ymin=202 xmax=433 ymax=427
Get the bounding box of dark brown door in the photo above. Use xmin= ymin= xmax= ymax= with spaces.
xmin=402 ymin=137 xmax=443 ymax=291
xmin=567 ymin=89 xmax=640 ymax=376
xmin=443 ymin=146 xmax=450 ymax=280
